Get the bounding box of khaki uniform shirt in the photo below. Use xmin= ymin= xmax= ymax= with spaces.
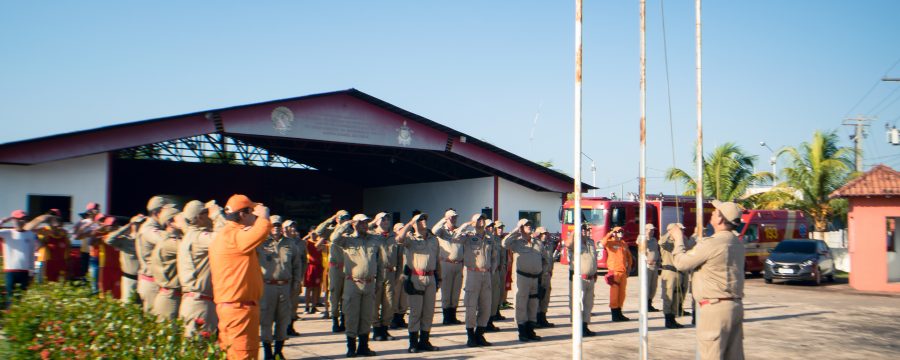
xmin=151 ymin=234 xmax=180 ymax=290
xmin=331 ymin=223 xmax=383 ymax=282
xmin=136 ymin=218 xmax=168 ymax=277
xmin=104 ymin=225 xmax=139 ymax=275
xmin=646 ymin=235 xmax=661 ymax=270
xmin=400 ymin=230 xmax=441 ymax=288
xmin=501 ymin=230 xmax=544 ymax=275
xmin=540 ymin=239 xmax=554 ymax=276
xmin=371 ymin=230 xmax=401 ymax=280
xmin=316 ymin=219 xmax=347 ymax=266
xmin=433 ymin=222 xmax=464 ymax=262
xmin=659 ymin=232 xmax=677 ymax=270
xmin=454 ymin=225 xmax=492 ymax=271
xmin=673 ymin=230 xmax=744 ymax=300
xmin=258 ymin=235 xmax=304 ymax=292
xmin=178 ymin=225 xmax=216 ymax=295
xmin=568 ymin=237 xmax=598 ymax=277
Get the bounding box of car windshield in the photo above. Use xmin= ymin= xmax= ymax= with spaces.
xmin=563 ymin=208 xmax=605 ymax=226
xmin=774 ymin=241 xmax=817 ymax=254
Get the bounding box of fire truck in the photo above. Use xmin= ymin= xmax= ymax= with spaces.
xmin=558 ymin=195 xmax=713 ymax=273
xmin=737 ymin=209 xmax=809 ymax=275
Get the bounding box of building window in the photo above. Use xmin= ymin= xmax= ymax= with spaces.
xmin=27 ymin=195 xmax=72 ymax=223
xmin=519 ymin=211 xmax=541 ymax=227
xmin=888 ymin=217 xmax=899 ymax=252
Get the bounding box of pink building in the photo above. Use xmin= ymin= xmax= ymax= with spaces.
xmin=831 ymin=164 xmax=900 ymax=293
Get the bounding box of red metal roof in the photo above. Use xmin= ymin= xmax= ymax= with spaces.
xmin=0 ymin=89 xmax=589 ymax=193
xmin=830 ymin=164 xmax=900 ymax=198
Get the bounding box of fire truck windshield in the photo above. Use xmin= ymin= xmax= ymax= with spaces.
xmin=563 ymin=208 xmax=606 ymax=226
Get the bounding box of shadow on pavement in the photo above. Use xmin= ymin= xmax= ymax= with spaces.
xmin=744 ymin=311 xmax=834 ymax=323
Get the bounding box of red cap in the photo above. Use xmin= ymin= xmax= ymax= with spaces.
xmin=102 ymin=217 xmax=116 ymax=226
xmin=93 ymin=213 xmax=106 ymax=222
xmin=224 ymin=194 xmax=257 ymax=213
xmin=85 ymin=202 xmax=100 ymax=211
xmin=10 ymin=210 xmax=26 ymax=219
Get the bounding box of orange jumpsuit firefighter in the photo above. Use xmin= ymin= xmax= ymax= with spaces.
xmin=210 ymin=195 xmax=272 ymax=360
xmin=602 ymin=226 xmax=633 ymax=322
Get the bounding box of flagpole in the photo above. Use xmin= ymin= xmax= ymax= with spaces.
xmin=572 ymin=0 xmax=584 ymax=358
xmin=638 ymin=0 xmax=649 ymax=359
xmin=694 ymin=0 xmax=704 ymax=359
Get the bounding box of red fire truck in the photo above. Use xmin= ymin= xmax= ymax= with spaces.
xmin=737 ymin=209 xmax=809 ymax=275
xmin=558 ymin=195 xmax=713 ymax=273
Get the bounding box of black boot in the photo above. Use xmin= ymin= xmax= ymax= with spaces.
xmin=397 ymin=313 xmax=408 ymax=328
xmin=274 ymin=340 xmax=285 ymax=359
xmin=442 ymin=308 xmax=453 ymax=325
xmin=517 ymin=323 xmax=531 ymax=342
xmin=371 ymin=326 xmax=385 ymax=341
xmin=495 ymin=311 xmax=506 ymax=321
xmin=476 ymin=326 xmax=492 ymax=346
xmin=537 ymin=312 xmax=555 ymax=328
xmin=332 ymin=317 xmax=342 ymax=333
xmin=339 ymin=314 xmax=347 ymax=332
xmin=356 ymin=336 xmax=376 ymax=356
xmin=390 ymin=313 xmax=402 ymax=329
xmin=466 ymin=327 xmax=479 ymax=347
xmin=648 ymin=300 xmax=660 ymax=312
xmin=417 ymin=331 xmax=439 ymax=351
xmin=407 ymin=332 xmax=420 ymax=353
xmin=582 ymin=322 xmax=596 ymax=337
xmin=382 ymin=326 xmax=396 ymax=341
xmin=345 ymin=336 xmax=357 ymax=357
xmin=287 ymin=320 xmax=300 ymax=336
xmin=263 ymin=342 xmax=274 ymax=360
xmin=665 ymin=314 xmax=685 ymax=329
xmin=450 ymin=307 xmax=463 ymax=324
xmin=485 ymin=318 xmax=500 ymax=332
xmin=611 ymin=308 xmax=630 ymax=322
xmin=526 ymin=321 xmax=542 ymax=341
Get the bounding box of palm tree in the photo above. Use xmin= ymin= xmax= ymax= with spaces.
xmin=778 ymin=130 xmax=854 ymax=232
xmin=666 ymin=142 xmax=774 ymax=201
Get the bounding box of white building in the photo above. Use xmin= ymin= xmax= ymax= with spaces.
xmin=0 ymin=89 xmax=589 ymax=232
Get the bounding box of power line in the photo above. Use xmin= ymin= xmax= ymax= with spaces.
xmin=843 ymin=56 xmax=900 ymax=117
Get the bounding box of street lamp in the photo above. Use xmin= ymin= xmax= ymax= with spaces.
xmin=582 ymin=152 xmax=597 ymax=196
xmin=759 ymin=141 xmax=778 ymax=185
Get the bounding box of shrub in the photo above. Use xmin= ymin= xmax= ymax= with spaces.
xmin=0 ymin=281 xmax=225 ymax=359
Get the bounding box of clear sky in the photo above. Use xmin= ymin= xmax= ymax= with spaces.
xmin=2 ymin=1 xmax=898 ymax=195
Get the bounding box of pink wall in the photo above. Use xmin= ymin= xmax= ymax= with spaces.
xmin=848 ymin=196 xmax=900 ymax=292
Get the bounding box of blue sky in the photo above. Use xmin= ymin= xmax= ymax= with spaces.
xmin=2 ymin=1 xmax=898 ymax=194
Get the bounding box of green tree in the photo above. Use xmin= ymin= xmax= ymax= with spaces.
xmin=778 ymin=130 xmax=854 ymax=232
xmin=665 ymin=142 xmax=773 ymax=201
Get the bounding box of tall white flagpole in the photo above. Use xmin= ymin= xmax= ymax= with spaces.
xmin=694 ymin=0 xmax=704 ymax=359
xmin=572 ymin=0 xmax=584 ymax=359
xmin=638 ymin=0 xmax=649 ymax=359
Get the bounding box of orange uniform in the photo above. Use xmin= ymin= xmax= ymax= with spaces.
xmin=210 ymin=217 xmax=271 ymax=360
xmin=602 ymin=232 xmax=633 ymax=309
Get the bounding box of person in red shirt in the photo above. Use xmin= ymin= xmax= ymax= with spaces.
xmin=304 ymin=227 xmax=325 ymax=314
xmin=602 ymin=226 xmax=634 ymax=322
xmin=210 ymin=195 xmax=271 ymax=360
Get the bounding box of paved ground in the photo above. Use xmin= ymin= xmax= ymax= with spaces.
xmin=281 ymin=264 xmax=900 ymax=359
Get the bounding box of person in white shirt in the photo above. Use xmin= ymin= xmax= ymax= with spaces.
xmin=0 ymin=210 xmax=39 ymax=308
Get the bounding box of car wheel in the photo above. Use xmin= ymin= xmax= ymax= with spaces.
xmin=764 ymin=278 xmax=773 ymax=284
xmin=814 ymin=269 xmax=822 ymax=286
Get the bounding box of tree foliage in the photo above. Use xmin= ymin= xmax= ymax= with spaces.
xmin=665 ymin=142 xmax=773 ymax=202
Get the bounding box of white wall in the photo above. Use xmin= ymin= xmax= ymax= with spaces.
xmin=363 ymin=177 xmax=494 ymax=224
xmin=497 ymin=178 xmax=564 ymax=233
xmin=0 ymin=154 xmax=109 ymax=223
xmin=363 ymin=176 xmax=564 ymax=232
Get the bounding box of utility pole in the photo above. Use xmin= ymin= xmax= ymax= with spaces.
xmin=843 ymin=116 xmax=873 ymax=172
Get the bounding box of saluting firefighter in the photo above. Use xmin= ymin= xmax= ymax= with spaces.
xmin=370 ymin=212 xmax=401 ymax=342
xmin=534 ymin=227 xmax=556 ymax=329
xmin=316 ymin=210 xmax=352 ymax=333
xmin=258 ymin=215 xmax=304 ymax=360
xmin=331 ymin=214 xmax=383 ymax=357
xmin=395 ymin=213 xmax=441 ymax=353
xmin=177 ymin=200 xmax=224 ymax=337
xmin=659 ymin=223 xmax=688 ymax=328
xmin=390 ymin=222 xmax=410 ymax=330
xmin=565 ymin=223 xmax=599 ymax=336
xmin=105 ymin=214 xmax=146 ymax=303
xmin=281 ymin=219 xmax=306 ymax=337
xmin=433 ymin=209 xmax=464 ymax=325
xmin=482 ymin=220 xmax=500 ymax=332
xmin=489 ymin=221 xmax=508 ymax=325
xmin=671 ymin=201 xmax=745 ymax=360
xmin=502 ymin=219 xmax=544 ymax=342
xmin=136 ymin=196 xmax=172 ymax=313
xmin=602 ymin=226 xmax=634 ymax=322
xmin=645 ymin=223 xmax=661 ymax=313
xmin=451 ymin=214 xmax=494 ymax=347
xmin=150 ymin=206 xmax=183 ymax=321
